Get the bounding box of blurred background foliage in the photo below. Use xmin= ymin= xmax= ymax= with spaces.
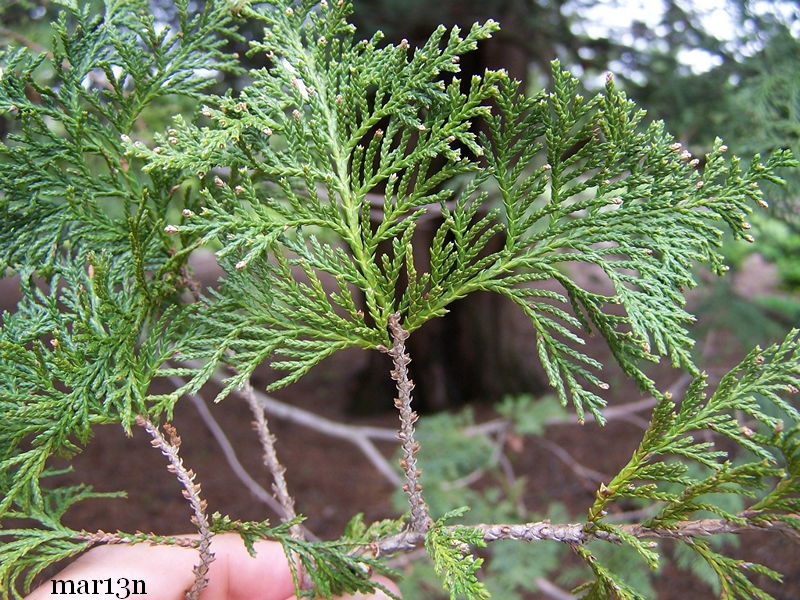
xmin=1 ymin=1 xmax=798 ymax=597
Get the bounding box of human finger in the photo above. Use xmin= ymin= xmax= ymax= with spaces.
xmin=284 ymin=574 xmax=401 ymax=600
xmin=25 ymin=533 xmax=295 ymax=600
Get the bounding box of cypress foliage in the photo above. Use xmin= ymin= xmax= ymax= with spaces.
xmin=1 ymin=1 xmax=798 ymax=598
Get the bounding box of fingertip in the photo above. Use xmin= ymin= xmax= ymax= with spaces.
xmin=281 ymin=574 xmax=401 ymax=600
xmin=335 ymin=575 xmax=402 ymax=600
xmin=208 ymin=534 xmax=296 ymax=600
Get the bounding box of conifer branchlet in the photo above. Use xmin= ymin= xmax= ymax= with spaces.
xmin=1 ymin=1 xmax=799 ymax=599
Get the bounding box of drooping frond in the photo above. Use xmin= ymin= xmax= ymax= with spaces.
xmin=401 ymin=66 xmax=795 ymax=422
xmin=0 ymin=2 xmax=240 ymax=588
xmin=0 ymin=475 xmax=125 ymax=599
xmin=581 ymin=330 xmax=800 ymax=597
xmin=0 ymin=254 xmax=186 ymax=517
xmin=140 ymin=3 xmax=794 ymax=412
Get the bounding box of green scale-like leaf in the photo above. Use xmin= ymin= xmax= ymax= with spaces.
xmin=148 ymin=2 xmax=504 ymax=399
xmin=0 ymin=1 xmax=246 ymax=592
xmin=0 ymin=0 xmax=241 ymax=273
xmin=583 ymin=330 xmax=800 ymax=598
xmin=157 ymin=25 xmax=794 ymax=412
xmin=2 ymin=1 xmax=799 ymax=598
xmin=0 ymin=255 xmax=187 ymax=517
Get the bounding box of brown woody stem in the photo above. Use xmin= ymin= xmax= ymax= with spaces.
xmin=136 ymin=416 xmax=214 ymax=600
xmin=241 ymin=381 xmax=304 ymax=539
xmin=369 ymin=514 xmax=800 ymax=555
xmin=381 ymin=313 xmax=432 ymax=533
xmin=74 ymin=531 xmax=200 ymax=548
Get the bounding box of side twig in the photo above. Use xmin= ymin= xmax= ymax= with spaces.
xmin=535 ymin=577 xmax=576 ymax=600
xmin=174 ymin=377 xmax=318 ymax=540
xmin=235 ymin=380 xmax=402 ymax=485
xmin=136 ymin=416 xmax=213 ymax=600
xmin=534 ymin=438 xmax=608 ymax=490
xmin=380 ymin=313 xmax=432 ymax=533
xmin=74 ymin=531 xmax=200 ymax=548
xmin=241 ymin=381 xmax=304 ymax=539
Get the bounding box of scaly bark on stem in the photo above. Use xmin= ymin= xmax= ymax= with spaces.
xmin=369 ymin=513 xmax=800 ymax=555
xmin=136 ymin=417 xmax=214 ymax=600
xmin=380 ymin=313 xmax=432 ymax=533
xmin=242 ymin=381 xmax=304 ymax=540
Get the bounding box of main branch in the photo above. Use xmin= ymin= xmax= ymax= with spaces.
xmin=370 ymin=514 xmax=800 ymax=555
xmin=381 ymin=313 xmax=432 ymax=533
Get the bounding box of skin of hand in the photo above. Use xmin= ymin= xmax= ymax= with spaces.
xmin=25 ymin=533 xmax=399 ymax=600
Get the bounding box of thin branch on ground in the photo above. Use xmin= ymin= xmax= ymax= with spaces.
xmin=535 ymin=577 xmax=576 ymax=600
xmin=136 ymin=416 xmax=214 ymax=600
xmin=205 ymin=369 xmax=690 ymax=443
xmin=232 ymin=379 xmax=402 ymax=484
xmin=535 ymin=438 xmax=609 ymax=491
xmin=598 ymin=373 xmax=694 ymax=423
xmin=198 ymin=365 xmax=689 ymax=496
xmin=351 ymin=434 xmax=404 ymax=486
xmin=173 ymin=377 xmax=278 ymax=508
xmin=197 ymin=366 xmax=402 ymax=485
xmin=613 ymin=412 xmax=652 ymax=429
xmin=0 ymin=27 xmax=47 ymax=52
xmin=240 ymin=381 xmax=304 ymax=539
xmin=225 ymin=377 xmax=397 ymax=440
xmin=465 ymin=373 xmax=695 ymax=438
xmin=498 ymin=451 xmax=528 ymax=514
xmin=440 ymin=427 xmax=510 ymax=490
xmin=380 ymin=313 xmax=432 ymax=533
